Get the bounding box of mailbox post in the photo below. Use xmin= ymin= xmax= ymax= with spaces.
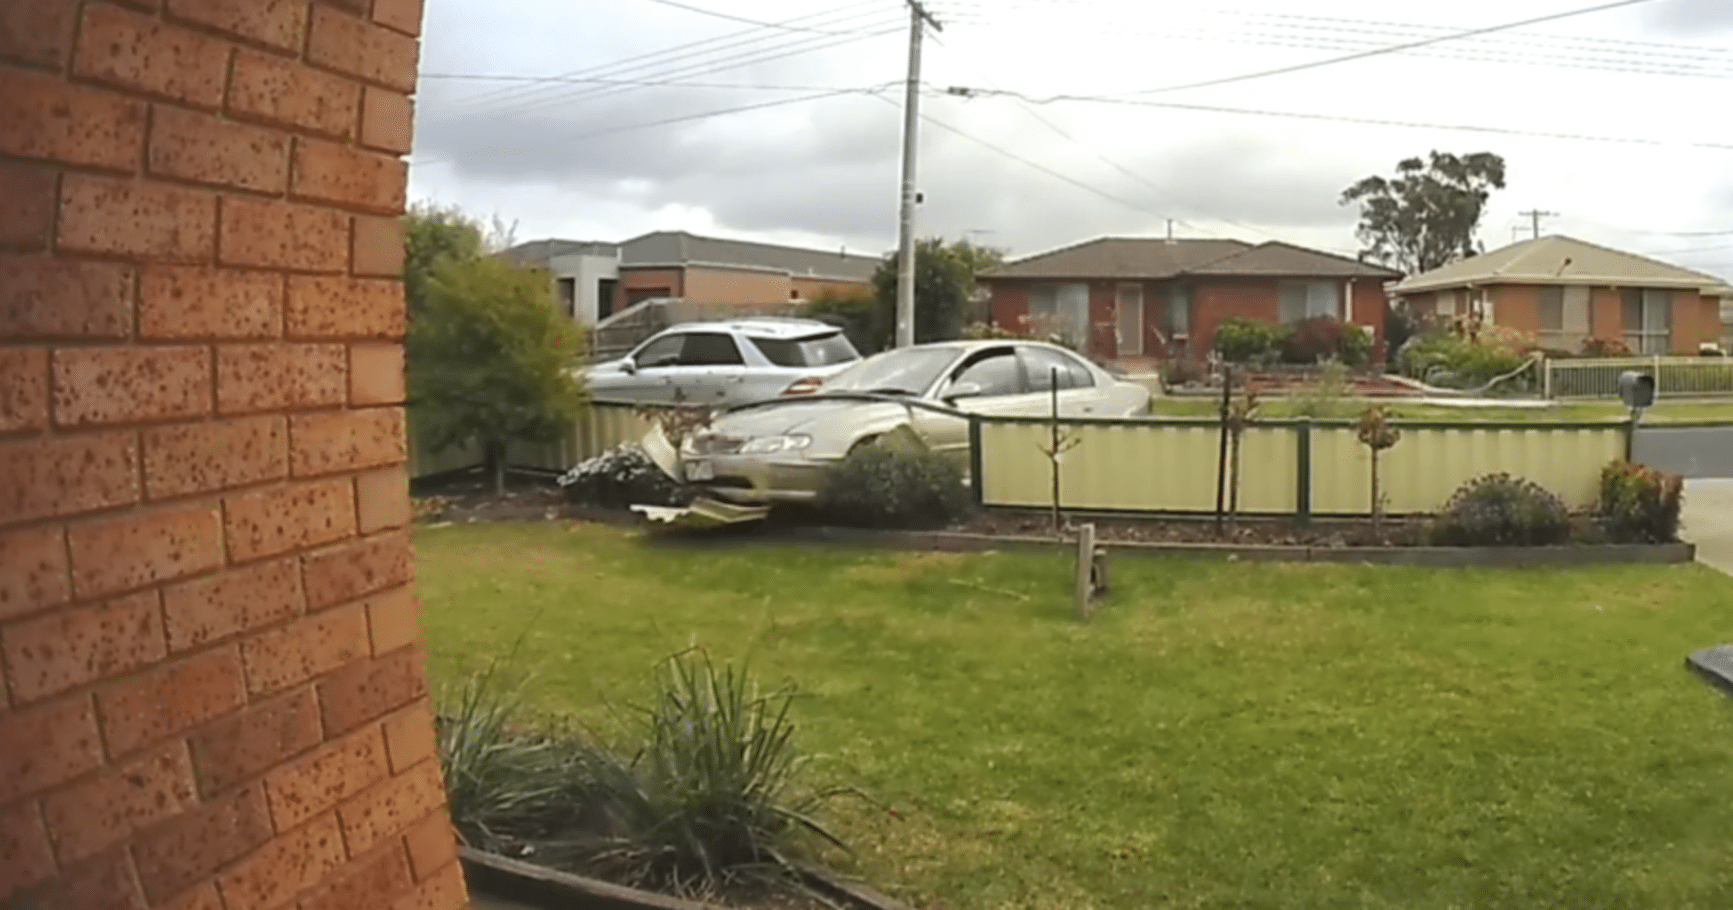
xmin=1618 ymin=370 xmax=1655 ymax=461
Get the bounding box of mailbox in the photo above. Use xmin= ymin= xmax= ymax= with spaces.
xmin=1619 ymin=371 xmax=1655 ymax=409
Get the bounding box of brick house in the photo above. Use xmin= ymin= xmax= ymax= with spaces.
xmin=982 ymin=237 xmax=1402 ymax=364
xmin=504 ymin=230 xmax=881 ymax=325
xmin=1390 ymin=235 xmax=1733 ymax=355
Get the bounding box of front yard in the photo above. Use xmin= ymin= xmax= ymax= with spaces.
xmin=417 ymin=522 xmax=1733 ymax=910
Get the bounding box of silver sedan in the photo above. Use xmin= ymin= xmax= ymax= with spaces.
xmin=666 ymin=340 xmax=1150 ymax=504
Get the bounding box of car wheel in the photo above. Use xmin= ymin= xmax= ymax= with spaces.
xmin=848 ymin=434 xmax=879 ymax=454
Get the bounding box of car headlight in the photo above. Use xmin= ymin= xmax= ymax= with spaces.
xmin=739 ymin=434 xmax=812 ymax=454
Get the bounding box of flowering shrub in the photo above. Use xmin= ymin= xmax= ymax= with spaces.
xmin=1598 ymin=460 xmax=1684 ymax=543
xmin=1429 ymin=473 xmax=1571 ymax=546
xmin=558 ymin=445 xmax=690 ymax=510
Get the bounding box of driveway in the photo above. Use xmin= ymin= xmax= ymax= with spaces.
xmin=1683 ymin=479 xmax=1733 ymax=576
xmin=1633 ymin=425 xmax=1733 ymax=479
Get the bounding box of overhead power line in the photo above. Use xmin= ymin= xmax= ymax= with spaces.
xmin=637 ymin=0 xmax=867 ymax=34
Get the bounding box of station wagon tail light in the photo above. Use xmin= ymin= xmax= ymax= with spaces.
xmin=782 ymin=376 xmax=823 ymax=396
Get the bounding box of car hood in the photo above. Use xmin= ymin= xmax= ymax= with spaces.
xmin=699 ymin=395 xmax=934 ymax=452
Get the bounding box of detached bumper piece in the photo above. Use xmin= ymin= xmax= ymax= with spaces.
xmin=631 ymin=497 xmax=770 ymax=529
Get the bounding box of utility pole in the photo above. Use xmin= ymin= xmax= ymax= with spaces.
xmin=1519 ymin=209 xmax=1558 ymax=240
xmin=895 ymin=0 xmax=942 ymax=349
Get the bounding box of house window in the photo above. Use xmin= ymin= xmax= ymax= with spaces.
xmin=1162 ymin=285 xmax=1192 ymax=342
xmin=1720 ymin=298 xmax=1733 ymax=351
xmin=1279 ymin=281 xmax=1340 ymax=322
xmin=1622 ymin=289 xmax=1672 ymax=354
xmin=1029 ymin=283 xmax=1090 ymax=350
xmin=1434 ymin=290 xmax=1458 ymax=318
xmin=1537 ymin=286 xmax=1590 ymax=352
xmin=556 ymin=277 xmax=576 ymax=318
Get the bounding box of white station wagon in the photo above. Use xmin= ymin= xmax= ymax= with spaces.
xmin=583 ymin=318 xmax=862 ymax=407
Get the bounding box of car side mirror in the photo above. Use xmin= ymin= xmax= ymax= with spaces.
xmin=944 ymin=381 xmax=984 ymax=403
xmin=621 ymin=360 xmax=637 ymax=375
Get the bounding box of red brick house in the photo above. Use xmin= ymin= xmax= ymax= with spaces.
xmin=982 ymin=237 xmax=1402 ymax=363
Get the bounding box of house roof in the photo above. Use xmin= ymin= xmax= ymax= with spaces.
xmin=1392 ymin=235 xmax=1733 ymax=295
xmin=983 ymin=237 xmax=1399 ymax=281
xmin=619 ymin=230 xmax=880 ymax=282
xmin=500 ymin=238 xmax=618 ymax=265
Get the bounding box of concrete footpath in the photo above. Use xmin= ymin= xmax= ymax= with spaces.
xmin=1682 ymin=479 xmax=1733 ymax=576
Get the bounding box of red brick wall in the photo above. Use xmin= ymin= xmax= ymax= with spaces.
xmin=1 ymin=2 xmax=466 ymax=909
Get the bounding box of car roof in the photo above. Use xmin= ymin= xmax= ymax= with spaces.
xmin=666 ymin=317 xmax=841 ymax=340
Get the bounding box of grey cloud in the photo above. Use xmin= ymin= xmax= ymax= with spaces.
xmin=1645 ymin=0 xmax=1733 ymax=33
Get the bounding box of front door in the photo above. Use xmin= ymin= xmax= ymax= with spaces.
xmin=1116 ymin=283 xmax=1144 ymax=357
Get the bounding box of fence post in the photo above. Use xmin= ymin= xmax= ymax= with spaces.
xmin=1295 ymin=418 xmax=1312 ymax=526
xmin=1653 ymin=354 xmax=1663 ymax=396
xmin=1542 ymin=358 xmax=1553 ymax=400
xmin=968 ymin=416 xmax=985 ymax=508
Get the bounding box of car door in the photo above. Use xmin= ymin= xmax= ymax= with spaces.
xmin=666 ymin=331 xmax=747 ymax=406
xmin=605 ymin=332 xmax=685 ymax=403
xmin=913 ymin=347 xmax=1042 ymax=463
xmin=1019 ymin=346 xmax=1105 ymax=417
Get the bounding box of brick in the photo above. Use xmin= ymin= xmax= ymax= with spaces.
xmin=373 ymin=0 xmax=425 ymax=36
xmin=140 ymin=266 xmax=284 ymax=340
xmin=219 ymin=196 xmax=350 ymax=272
xmin=302 ymin=841 xmax=413 ymax=910
xmin=318 ymin=644 xmax=425 ymax=735
xmin=130 ymin=785 xmax=271 ymax=903
xmin=225 ymin=477 xmax=357 ymax=562
xmin=292 ymin=139 xmax=407 ymax=214
xmin=0 ymin=0 xmax=78 ymax=69
xmin=8 ymin=851 xmax=146 ymax=910
xmin=74 ymin=3 xmax=231 ymax=108
xmin=189 ymin=688 xmax=320 ymax=794
xmin=145 ymin=415 xmax=289 ymax=499
xmin=0 ymin=803 xmax=56 ymax=899
xmin=0 ymin=69 xmax=148 ymax=171
xmin=400 ymin=810 xmax=457 ymax=882
xmin=227 ymin=49 xmax=361 ymax=140
xmin=0 ymin=256 xmax=134 ymax=339
xmin=57 ymin=174 xmax=217 ymax=261
xmin=215 ymin=813 xmax=345 ymax=910
xmin=96 ymin=647 xmax=245 ymax=756
xmin=287 ymin=276 xmax=405 ymax=339
xmin=355 ymin=467 xmax=411 ymax=533
xmin=349 ymin=344 xmax=405 ymax=405
xmin=148 ymin=105 xmax=290 ymax=194
xmin=360 ymin=86 xmax=414 ymax=155
xmin=41 ymin=742 xmax=198 ymax=863
xmin=265 ymin=727 xmax=388 ymax=831
xmin=165 ymin=0 xmax=309 ymax=52
xmin=0 ymin=695 xmax=103 ymax=804
xmin=3 ymin=591 xmax=166 ymax=704
xmin=239 ymin=602 xmax=368 ymax=696
xmin=382 ymin=700 xmax=437 ymax=775
xmin=352 ymin=215 xmax=404 ymax=277
xmin=0 ymin=527 xmax=69 ymax=623
xmin=53 ymin=346 xmax=211 ymax=427
xmin=302 ymin=530 xmax=411 ymax=609
xmin=291 ymin=407 xmax=406 ymax=477
xmin=338 ymin=760 xmax=444 ymax=857
xmin=307 ymin=4 xmax=419 ymax=92
xmin=367 ymin=586 xmax=420 ymax=657
xmin=0 ymin=431 xmax=139 ymax=527
xmin=67 ymin=503 xmax=224 ymax=598
xmin=162 ymin=558 xmax=302 ymax=653
xmin=0 ymin=348 xmax=49 ymax=433
xmin=392 ymin=857 xmax=466 ymax=910
xmin=216 ymin=343 xmax=347 ymax=414
xmin=0 ymin=160 xmax=57 ymax=250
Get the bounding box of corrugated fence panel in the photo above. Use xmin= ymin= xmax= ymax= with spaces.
xmin=406 ymin=402 xmax=657 ymax=479
xmin=1309 ymin=424 xmax=1625 ymax=513
xmin=979 ymin=421 xmax=1298 ymax=513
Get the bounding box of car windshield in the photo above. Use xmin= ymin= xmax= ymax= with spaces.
xmin=749 ymin=331 xmax=861 ymax=368
xmin=819 ymin=347 xmax=960 ymax=396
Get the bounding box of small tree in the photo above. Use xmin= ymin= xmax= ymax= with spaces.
xmin=871 ymin=238 xmax=1003 ymax=347
xmin=1036 ymin=369 xmax=1081 ymax=536
xmin=409 ymin=255 xmax=586 ymax=493
xmin=1223 ymin=384 xmax=1260 ymax=530
xmin=1356 ymin=407 xmax=1402 ymax=536
xmin=405 ymin=202 xmax=487 ymax=319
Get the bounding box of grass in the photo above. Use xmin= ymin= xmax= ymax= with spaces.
xmin=1153 ymin=397 xmax=1733 ymax=423
xmin=416 ymin=522 xmax=1733 ymax=910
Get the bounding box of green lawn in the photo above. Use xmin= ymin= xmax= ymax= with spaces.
xmin=1152 ymin=397 xmax=1733 ymax=423
xmin=416 ymin=523 xmax=1733 ymax=910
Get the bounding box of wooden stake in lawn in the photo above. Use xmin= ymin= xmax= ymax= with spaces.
xmin=1355 ymin=406 xmax=1402 ymax=537
xmin=1037 ymin=367 xmax=1081 ymax=536
xmin=1074 ymin=522 xmax=1109 ymax=623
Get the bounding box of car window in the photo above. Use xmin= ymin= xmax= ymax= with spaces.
xmin=633 ymin=334 xmax=684 ymax=368
xmin=949 ymin=351 xmax=1024 ymax=398
xmin=679 ymin=332 xmax=745 ymax=366
xmin=821 ymin=347 xmax=958 ymax=396
xmin=749 ymin=332 xmax=860 ymax=368
xmin=1022 ymin=347 xmax=1096 ymax=391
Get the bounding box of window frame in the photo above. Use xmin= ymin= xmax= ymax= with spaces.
xmin=1029 ymin=282 xmax=1091 ymax=350
xmin=1536 ymin=285 xmax=1591 ymax=352
xmin=1621 ymin=288 xmax=1673 ymax=355
xmin=1278 ymin=280 xmax=1341 ymax=323
xmin=947 ymin=349 xmax=1026 ymax=399
xmin=631 ymin=333 xmax=686 ymax=369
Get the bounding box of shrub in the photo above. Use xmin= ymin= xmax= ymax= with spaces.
xmin=816 ymin=443 xmax=970 ymax=529
xmin=1213 ymin=317 xmax=1290 ymax=364
xmin=1597 ymin=460 xmax=1684 ymax=543
xmin=1581 ymin=336 xmax=1633 ymax=358
xmin=559 ymin=445 xmax=690 ymax=510
xmin=438 ymin=666 xmax=568 ymax=850
xmin=1398 ymin=332 xmax=1531 ymax=389
xmin=1280 ymin=317 xmax=1372 ymax=367
xmin=1430 ymin=473 xmax=1572 ymax=546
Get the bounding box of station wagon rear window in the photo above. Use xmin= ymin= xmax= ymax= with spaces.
xmin=749 ymin=332 xmax=860 ymax=368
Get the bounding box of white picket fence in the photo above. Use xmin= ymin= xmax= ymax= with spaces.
xmin=1543 ymin=356 xmax=1733 ymax=400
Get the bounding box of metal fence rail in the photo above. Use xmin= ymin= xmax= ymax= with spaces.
xmin=1545 ymin=356 xmax=1733 ymax=400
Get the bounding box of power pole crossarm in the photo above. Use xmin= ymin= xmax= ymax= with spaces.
xmin=894 ymin=1 xmax=942 ymax=349
xmin=1519 ymin=209 xmax=1559 ymax=240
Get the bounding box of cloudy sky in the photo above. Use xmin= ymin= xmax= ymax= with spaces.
xmin=409 ymin=0 xmax=1733 ymax=279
